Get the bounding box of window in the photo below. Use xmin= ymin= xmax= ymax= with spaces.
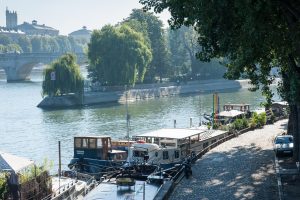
xmin=82 ymin=138 xmax=88 ymax=148
xmin=133 ymin=150 xmax=147 ymax=157
xmin=97 ymin=139 xmax=103 ymax=148
xmin=75 ymin=138 xmax=81 ymax=148
xmin=163 ymin=151 xmax=169 ymax=160
xmin=89 ymin=138 xmax=96 ymax=148
xmin=107 ymin=138 xmax=111 ymax=147
xmin=174 ymin=150 xmax=179 ymax=159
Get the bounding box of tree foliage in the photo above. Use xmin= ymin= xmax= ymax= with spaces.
xmin=140 ymin=0 xmax=299 ymax=105
xmin=139 ymin=0 xmax=300 ymax=160
xmin=167 ymin=26 xmax=226 ymax=79
xmin=87 ymin=24 xmax=152 ymax=86
xmin=42 ymin=53 xmax=84 ymax=97
xmin=127 ymin=9 xmax=170 ymax=82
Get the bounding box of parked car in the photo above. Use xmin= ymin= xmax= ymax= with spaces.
xmin=273 ymin=135 xmax=293 ymax=156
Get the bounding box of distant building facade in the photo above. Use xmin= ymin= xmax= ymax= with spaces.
xmin=69 ymin=26 xmax=91 ymax=42
xmin=17 ymin=20 xmax=59 ymax=36
xmin=6 ymin=8 xmax=17 ymax=29
xmin=4 ymin=8 xmax=59 ymax=36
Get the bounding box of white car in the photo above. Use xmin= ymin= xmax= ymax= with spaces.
xmin=273 ymin=135 xmax=293 ymax=156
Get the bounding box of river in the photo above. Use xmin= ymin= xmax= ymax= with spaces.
xmin=0 ymin=68 xmax=281 ymax=172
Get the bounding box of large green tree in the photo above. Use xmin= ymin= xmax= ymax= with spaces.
xmin=128 ymin=9 xmax=170 ymax=83
xmin=87 ymin=24 xmax=152 ymax=86
xmin=42 ymin=53 xmax=84 ymax=97
xmin=140 ymin=0 xmax=300 ymax=160
xmin=168 ymin=26 xmax=226 ymax=79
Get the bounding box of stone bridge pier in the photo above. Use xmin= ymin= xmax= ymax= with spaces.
xmin=0 ymin=53 xmax=87 ymax=82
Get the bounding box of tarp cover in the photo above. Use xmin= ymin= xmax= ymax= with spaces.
xmin=0 ymin=151 xmax=34 ymax=172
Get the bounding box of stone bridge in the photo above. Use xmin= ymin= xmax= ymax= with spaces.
xmin=0 ymin=52 xmax=87 ymax=82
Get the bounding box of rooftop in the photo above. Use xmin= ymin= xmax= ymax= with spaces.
xmin=133 ymin=128 xmax=208 ymax=140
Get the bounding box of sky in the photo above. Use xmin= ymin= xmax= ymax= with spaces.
xmin=0 ymin=0 xmax=170 ymax=35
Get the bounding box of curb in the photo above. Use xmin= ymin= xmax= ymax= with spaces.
xmin=275 ymin=156 xmax=283 ymax=200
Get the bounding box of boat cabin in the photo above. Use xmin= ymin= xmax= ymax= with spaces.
xmin=223 ymin=103 xmax=250 ymax=112
xmin=132 ymin=129 xmax=207 ymax=155
xmin=73 ymin=136 xmax=126 ymax=161
xmin=111 ymin=140 xmax=136 ymax=152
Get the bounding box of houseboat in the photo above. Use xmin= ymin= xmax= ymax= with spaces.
xmin=126 ymin=128 xmax=229 ymax=169
xmin=68 ymin=136 xmax=128 ymax=178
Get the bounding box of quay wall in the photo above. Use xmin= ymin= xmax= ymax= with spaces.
xmin=37 ymin=79 xmax=253 ymax=108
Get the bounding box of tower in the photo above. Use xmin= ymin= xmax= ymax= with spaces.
xmin=6 ymin=8 xmax=18 ymax=29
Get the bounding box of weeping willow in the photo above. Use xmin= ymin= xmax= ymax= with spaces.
xmin=42 ymin=53 xmax=84 ymax=97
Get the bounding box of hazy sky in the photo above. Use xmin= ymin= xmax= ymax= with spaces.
xmin=0 ymin=0 xmax=170 ymax=35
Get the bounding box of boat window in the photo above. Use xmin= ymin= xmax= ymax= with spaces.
xmin=163 ymin=151 xmax=169 ymax=160
xmin=107 ymin=138 xmax=111 ymax=148
xmin=82 ymin=138 xmax=88 ymax=148
xmin=97 ymin=139 xmax=103 ymax=148
xmin=174 ymin=150 xmax=179 ymax=159
xmin=133 ymin=150 xmax=147 ymax=157
xmin=75 ymin=138 xmax=81 ymax=148
xmin=89 ymin=138 xmax=96 ymax=148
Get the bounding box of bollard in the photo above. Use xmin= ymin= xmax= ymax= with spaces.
xmin=174 ymin=119 xmax=176 ymax=128
xmin=190 ymin=117 xmax=192 ymax=128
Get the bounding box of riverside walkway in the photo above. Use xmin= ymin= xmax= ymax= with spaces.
xmin=170 ymin=119 xmax=288 ymax=200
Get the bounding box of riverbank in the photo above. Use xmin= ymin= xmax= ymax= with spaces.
xmin=37 ymin=79 xmax=253 ymax=108
xmin=169 ymin=119 xmax=288 ymax=200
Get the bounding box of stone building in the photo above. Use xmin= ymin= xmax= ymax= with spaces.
xmin=4 ymin=8 xmax=59 ymax=36
xmin=17 ymin=20 xmax=59 ymax=36
xmin=69 ymin=26 xmax=92 ymax=42
xmin=6 ymin=8 xmax=17 ymax=29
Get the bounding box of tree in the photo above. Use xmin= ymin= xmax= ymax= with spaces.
xmin=42 ymin=53 xmax=84 ymax=97
xmin=128 ymin=9 xmax=170 ymax=83
xmin=87 ymin=24 xmax=152 ymax=86
xmin=168 ymin=26 xmax=226 ymax=79
xmin=31 ymin=36 xmax=43 ymax=53
xmin=56 ymin=36 xmax=72 ymax=53
xmin=5 ymin=43 xmax=22 ymax=53
xmin=0 ymin=35 xmax=12 ymax=46
xmin=17 ymin=36 xmax=32 ymax=53
xmin=139 ymin=0 xmax=300 ymax=160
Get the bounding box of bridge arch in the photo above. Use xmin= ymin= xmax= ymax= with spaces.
xmin=0 ymin=53 xmax=87 ymax=82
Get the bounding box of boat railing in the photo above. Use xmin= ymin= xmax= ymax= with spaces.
xmin=41 ymin=172 xmax=97 ymax=200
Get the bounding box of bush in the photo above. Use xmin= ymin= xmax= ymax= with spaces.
xmin=249 ymin=112 xmax=266 ymax=128
xmin=0 ymin=173 xmax=8 ymax=199
xmin=231 ymin=117 xmax=249 ymax=130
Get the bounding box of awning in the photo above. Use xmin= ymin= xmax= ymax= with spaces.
xmin=0 ymin=151 xmax=34 ymax=172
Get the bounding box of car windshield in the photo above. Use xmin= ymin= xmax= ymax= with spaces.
xmin=275 ymin=137 xmax=293 ymax=144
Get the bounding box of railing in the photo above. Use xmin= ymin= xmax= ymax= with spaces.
xmin=41 ymin=172 xmax=96 ymax=200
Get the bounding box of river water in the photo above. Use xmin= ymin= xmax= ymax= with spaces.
xmin=0 ymin=68 xmax=281 ymax=171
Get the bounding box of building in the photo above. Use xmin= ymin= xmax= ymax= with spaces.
xmin=4 ymin=8 xmax=59 ymax=36
xmin=17 ymin=20 xmax=59 ymax=36
xmin=6 ymin=8 xmax=17 ymax=29
xmin=69 ymin=26 xmax=92 ymax=42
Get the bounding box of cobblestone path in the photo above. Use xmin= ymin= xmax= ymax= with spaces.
xmin=170 ymin=119 xmax=288 ymax=200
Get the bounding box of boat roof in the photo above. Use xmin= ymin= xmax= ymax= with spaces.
xmin=224 ymin=103 xmax=250 ymax=106
xmin=74 ymin=136 xmax=111 ymax=139
xmin=133 ymin=128 xmax=207 ymax=139
xmin=218 ymin=110 xmax=244 ymax=117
